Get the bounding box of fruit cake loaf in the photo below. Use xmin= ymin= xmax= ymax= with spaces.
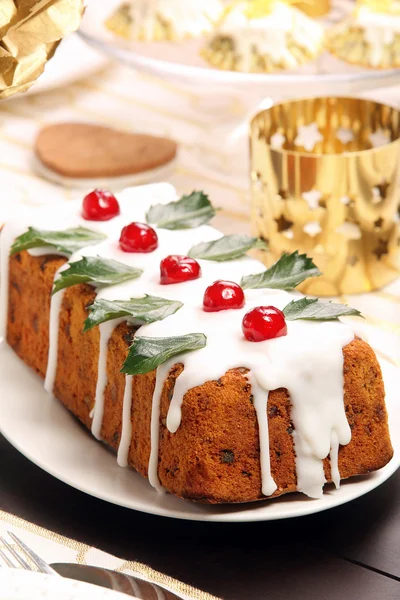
xmin=1 ymin=184 xmax=393 ymax=504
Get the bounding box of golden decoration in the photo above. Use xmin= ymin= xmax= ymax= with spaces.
xmin=292 ymin=0 xmax=331 ymax=18
xmin=250 ymin=97 xmax=400 ymax=295
xmin=0 ymin=0 xmax=84 ymax=99
xmin=357 ymin=0 xmax=400 ymax=15
xmin=243 ymin=0 xmax=307 ymax=18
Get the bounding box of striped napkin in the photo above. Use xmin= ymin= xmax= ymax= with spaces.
xmin=0 ymin=510 xmax=220 ymax=600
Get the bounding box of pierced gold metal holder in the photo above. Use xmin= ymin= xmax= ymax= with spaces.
xmin=250 ymin=97 xmax=400 ymax=295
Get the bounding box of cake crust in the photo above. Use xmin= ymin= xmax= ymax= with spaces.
xmin=7 ymin=251 xmax=394 ymax=503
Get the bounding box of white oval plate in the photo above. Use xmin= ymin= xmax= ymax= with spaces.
xmin=0 ymin=343 xmax=399 ymax=522
xmin=79 ymin=0 xmax=400 ymax=96
xmin=1 ymin=569 xmax=134 ymax=600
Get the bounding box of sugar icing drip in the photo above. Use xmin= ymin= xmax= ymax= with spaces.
xmin=330 ymin=431 xmax=340 ymax=489
xmin=1 ymin=183 xmax=356 ymax=499
xmin=91 ymin=320 xmax=117 ymax=440
xmin=247 ymin=372 xmax=277 ymax=496
xmin=148 ymin=363 xmax=171 ymax=493
xmin=44 ymin=283 xmax=66 ymax=396
xmin=118 ymin=374 xmax=133 ymax=467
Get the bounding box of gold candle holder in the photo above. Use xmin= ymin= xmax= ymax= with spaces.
xmin=250 ymin=97 xmax=400 ymax=296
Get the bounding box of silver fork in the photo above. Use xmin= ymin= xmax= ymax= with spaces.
xmin=0 ymin=532 xmax=184 ymax=599
xmin=0 ymin=532 xmax=58 ymax=574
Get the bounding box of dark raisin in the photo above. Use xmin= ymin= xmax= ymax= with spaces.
xmin=249 ymin=394 xmax=254 ymax=404
xmin=216 ymin=378 xmax=223 ymax=387
xmin=242 ymin=470 xmax=252 ymax=477
xmin=14 ymin=254 xmax=21 ymax=263
xmin=112 ymin=432 xmax=120 ymax=444
xmin=287 ymin=426 xmax=294 ymax=435
xmin=123 ymin=331 xmax=135 ymax=346
xmin=40 ymin=256 xmax=52 ymax=272
xmin=64 ymin=323 xmax=71 ymax=340
xmin=220 ymin=450 xmax=235 ymax=464
xmin=269 ymin=405 xmax=279 ymax=417
xmin=243 ymin=383 xmax=251 ymax=393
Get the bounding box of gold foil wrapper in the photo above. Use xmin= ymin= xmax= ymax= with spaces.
xmin=250 ymin=97 xmax=400 ymax=295
xmin=0 ymin=0 xmax=84 ymax=99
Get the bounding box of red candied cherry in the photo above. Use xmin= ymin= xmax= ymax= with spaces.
xmin=82 ymin=189 xmax=120 ymax=221
xmin=203 ymin=280 xmax=245 ymax=312
xmin=242 ymin=306 xmax=287 ymax=342
xmin=160 ymin=255 xmax=201 ymax=284
xmin=119 ymin=222 xmax=158 ymax=253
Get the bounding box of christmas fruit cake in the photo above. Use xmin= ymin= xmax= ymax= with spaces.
xmin=0 ymin=183 xmax=393 ymax=504
xmin=201 ymin=0 xmax=324 ymax=73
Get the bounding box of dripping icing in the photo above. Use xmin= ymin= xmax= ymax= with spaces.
xmin=118 ymin=375 xmax=133 ymax=467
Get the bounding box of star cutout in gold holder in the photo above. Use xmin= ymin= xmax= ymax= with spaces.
xmin=373 ymin=238 xmax=389 ymax=260
xmin=275 ymin=214 xmax=293 ymax=232
xmin=372 ymin=180 xmax=390 ymax=203
xmin=374 ymin=217 xmax=384 ymax=230
xmin=277 ymin=188 xmax=289 ymax=200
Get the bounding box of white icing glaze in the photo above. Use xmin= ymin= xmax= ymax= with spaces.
xmin=92 ymin=320 xmax=122 ymax=440
xmin=118 ymin=374 xmax=133 ymax=467
xmin=148 ymin=363 xmax=170 ymax=493
xmin=126 ymin=0 xmax=223 ymax=40
xmin=44 ymin=284 xmax=65 ymax=396
xmin=330 ymin=430 xmax=340 ymax=489
xmin=212 ymin=1 xmax=323 ymax=72
xmin=0 ymin=182 xmax=356 ymax=500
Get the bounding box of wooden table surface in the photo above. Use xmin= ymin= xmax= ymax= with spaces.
xmin=1 ymin=433 xmax=399 ymax=599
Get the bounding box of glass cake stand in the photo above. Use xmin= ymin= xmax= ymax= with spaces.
xmin=79 ymin=0 xmax=400 ymax=186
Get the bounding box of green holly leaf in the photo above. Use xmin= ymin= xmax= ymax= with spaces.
xmin=53 ymin=256 xmax=142 ymax=294
xmin=188 ymin=234 xmax=267 ymax=262
xmin=10 ymin=227 xmax=106 ymax=257
xmin=121 ymin=333 xmax=207 ymax=375
xmin=283 ymin=297 xmax=363 ymax=321
xmin=84 ymin=295 xmax=183 ymax=332
xmin=146 ymin=191 xmax=216 ymax=230
xmin=241 ymin=251 xmax=321 ymax=290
